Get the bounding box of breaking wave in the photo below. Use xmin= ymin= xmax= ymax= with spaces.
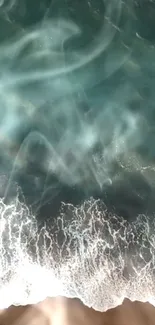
xmin=0 ymin=194 xmax=155 ymax=312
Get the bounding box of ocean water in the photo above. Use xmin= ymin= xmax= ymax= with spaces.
xmin=0 ymin=0 xmax=155 ymax=312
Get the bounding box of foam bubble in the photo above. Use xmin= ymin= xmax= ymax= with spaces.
xmin=0 ymin=194 xmax=155 ymax=311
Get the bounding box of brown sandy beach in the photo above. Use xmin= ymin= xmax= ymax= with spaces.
xmin=0 ymin=298 xmax=155 ymax=325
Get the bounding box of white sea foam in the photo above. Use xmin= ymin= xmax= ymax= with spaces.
xmin=0 ymin=195 xmax=155 ymax=311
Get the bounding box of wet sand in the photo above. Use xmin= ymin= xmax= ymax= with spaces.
xmin=0 ymin=298 xmax=155 ymax=325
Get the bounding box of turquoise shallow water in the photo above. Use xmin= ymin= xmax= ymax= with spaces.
xmin=0 ymin=0 xmax=155 ymax=311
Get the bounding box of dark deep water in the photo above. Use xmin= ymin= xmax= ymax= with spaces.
xmin=0 ymin=0 xmax=154 ymax=223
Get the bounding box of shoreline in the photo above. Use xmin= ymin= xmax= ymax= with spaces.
xmin=0 ymin=298 xmax=155 ymax=324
